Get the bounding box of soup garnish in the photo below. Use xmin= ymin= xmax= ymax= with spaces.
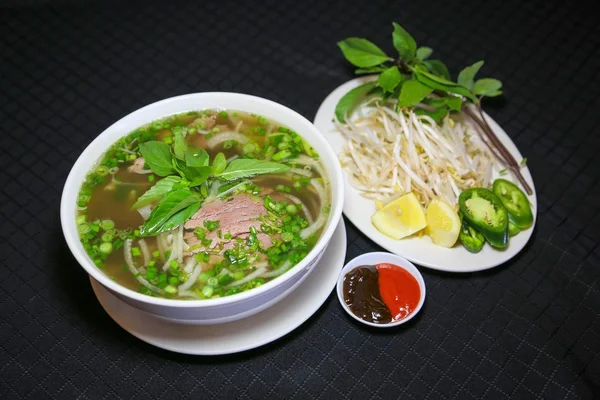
xmin=76 ymin=110 xmax=331 ymax=299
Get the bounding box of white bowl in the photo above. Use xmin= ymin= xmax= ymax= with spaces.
xmin=336 ymin=252 xmax=426 ymax=328
xmin=61 ymin=92 xmax=344 ymax=325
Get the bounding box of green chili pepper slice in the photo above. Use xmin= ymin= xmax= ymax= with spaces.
xmin=492 ymin=179 xmax=534 ymax=229
xmin=458 ymin=188 xmax=508 ymax=248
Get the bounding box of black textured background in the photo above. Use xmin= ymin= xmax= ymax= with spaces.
xmin=1 ymin=0 xmax=599 ymax=398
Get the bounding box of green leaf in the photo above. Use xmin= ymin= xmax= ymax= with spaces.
xmin=474 ymin=78 xmax=503 ymax=96
xmin=354 ymin=66 xmax=387 ymax=75
xmin=159 ymin=202 xmax=201 ymax=233
xmin=457 ymin=61 xmax=484 ymax=91
xmin=212 ymin=152 xmax=227 ymax=176
xmin=377 ymin=66 xmax=403 ymax=93
xmin=334 ymin=81 xmax=377 ymax=123
xmin=185 ymin=147 xmax=209 ymax=167
xmin=173 ymin=129 xmax=186 ymax=160
xmin=188 ymin=167 xmax=212 ymax=187
xmin=140 ymin=189 xmax=201 ymax=236
xmin=425 ymin=96 xmax=463 ymax=112
xmin=392 ymin=22 xmax=417 ymax=61
xmin=398 ymin=80 xmax=434 ymax=108
xmin=337 ymin=38 xmax=391 ymax=68
xmin=424 ymin=59 xmax=451 ymax=80
xmin=131 ymin=176 xmax=184 ymax=210
xmin=217 ymin=159 xmax=290 ymax=181
xmin=414 ymin=107 xmax=449 ymax=122
xmin=413 ymin=68 xmax=477 ymax=102
xmin=416 ymin=47 xmax=433 ymax=60
xmin=138 ymin=141 xmax=175 ymax=177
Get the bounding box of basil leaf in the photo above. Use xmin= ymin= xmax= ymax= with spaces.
xmin=392 ymin=22 xmax=417 ymax=61
xmin=173 ymin=128 xmax=186 ymax=160
xmin=188 ymin=167 xmax=212 ymax=187
xmin=416 ymin=47 xmax=433 ymax=60
xmin=138 ymin=141 xmax=175 ymax=177
xmin=354 ymin=66 xmax=387 ymax=75
xmin=415 ymin=107 xmax=448 ymax=122
xmin=212 ymin=152 xmax=227 ymax=175
xmin=398 ymin=80 xmax=433 ymax=108
xmin=185 ymin=147 xmax=209 ymax=167
xmin=159 ymin=202 xmax=201 ymax=233
xmin=131 ymin=176 xmax=184 ymax=209
xmin=337 ymin=38 xmax=391 ymax=68
xmin=140 ymin=189 xmax=201 ymax=236
xmin=457 ymin=61 xmax=484 ymax=91
xmin=217 ymin=159 xmax=290 ymax=181
xmin=377 ymin=66 xmax=403 ymax=93
xmin=474 ymin=78 xmax=503 ymax=97
xmin=425 ymin=96 xmax=463 ymax=112
xmin=414 ymin=68 xmax=477 ymax=102
xmin=334 ymin=81 xmax=377 ymax=123
xmin=424 ymin=59 xmax=451 ymax=80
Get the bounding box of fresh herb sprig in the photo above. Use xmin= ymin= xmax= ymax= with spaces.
xmin=134 ymin=138 xmax=290 ymax=236
xmin=335 ymin=22 xmax=532 ymax=195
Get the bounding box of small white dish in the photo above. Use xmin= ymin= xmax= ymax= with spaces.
xmin=90 ymin=219 xmax=346 ymax=355
xmin=314 ymin=77 xmax=537 ymax=273
xmin=336 ymin=252 xmax=426 ymax=328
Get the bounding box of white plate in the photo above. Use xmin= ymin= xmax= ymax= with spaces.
xmin=90 ymin=219 xmax=347 ymax=355
xmin=314 ymin=77 xmax=537 ymax=273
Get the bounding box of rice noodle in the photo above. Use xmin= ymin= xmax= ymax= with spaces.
xmin=178 ymin=264 xmax=201 ymax=292
xmin=288 ymin=168 xmax=313 ymax=177
xmin=138 ymin=239 xmax=150 ymax=266
xmin=206 ymin=132 xmax=250 ymax=149
xmin=335 ymin=105 xmax=497 ymax=206
xmin=162 ymin=229 xmax=178 ymax=271
xmin=137 ymin=206 xmax=152 ymax=220
xmin=177 ymin=224 xmax=184 ymax=263
xmin=228 ymin=267 xmax=268 ymax=287
xmin=284 ymin=193 xmax=314 ymax=225
xmin=124 ymin=239 xmax=164 ymax=295
xmin=183 ymin=257 xmax=196 ymax=273
xmin=178 ymin=290 xmax=200 ymax=299
xmin=289 ymin=155 xmax=329 ymax=183
xmin=261 ymin=260 xmax=292 ymax=279
xmin=214 ymin=180 xmax=251 ymax=200
xmin=301 ymin=210 xmax=327 ymax=239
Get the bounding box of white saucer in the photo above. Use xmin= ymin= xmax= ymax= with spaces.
xmin=314 ymin=77 xmax=537 ymax=273
xmin=90 ymin=219 xmax=347 ymax=355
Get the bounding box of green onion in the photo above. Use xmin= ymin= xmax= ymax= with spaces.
xmin=286 ymin=204 xmax=298 ymax=214
xmin=233 ymin=270 xmax=245 ymax=281
xmin=152 ymin=250 xmax=160 ymax=258
xmin=76 ymin=215 xmax=86 ymax=225
xmin=163 ymin=136 xmax=173 ymax=145
xmin=131 ymin=247 xmax=141 ymax=257
xmin=148 ymin=260 xmax=156 ymax=268
xmin=99 ymin=242 xmax=113 ymax=254
xmin=148 ymin=174 xmax=155 ymax=182
xmin=170 ymin=260 xmax=179 ymax=268
xmin=219 ymin=111 xmax=228 ymax=118
xmin=96 ymin=166 xmax=109 ymax=176
xmin=282 ymin=232 xmax=293 ymax=242
xmin=207 ymin=277 xmax=218 ymax=287
xmin=101 ymin=232 xmax=113 ymax=242
xmin=204 ymin=220 xmax=220 ymax=232
xmin=202 ymin=285 xmax=214 ymax=297
xmin=169 ymin=276 xmax=179 ymax=285
xmin=78 ymin=223 xmax=91 ymax=235
xmin=198 ymin=272 xmax=210 ymax=284
xmin=164 ymin=285 xmax=177 ymax=294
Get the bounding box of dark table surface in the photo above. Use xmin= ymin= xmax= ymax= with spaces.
xmin=1 ymin=0 xmax=599 ymax=398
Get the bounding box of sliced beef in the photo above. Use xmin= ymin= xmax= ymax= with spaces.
xmin=127 ymin=157 xmax=147 ymax=173
xmin=192 ymin=115 xmax=216 ymax=131
xmin=183 ymin=194 xmax=272 ymax=253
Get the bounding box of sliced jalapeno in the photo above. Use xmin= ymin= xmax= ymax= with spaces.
xmin=508 ymin=221 xmax=521 ymax=237
xmin=458 ymin=188 xmax=508 ymax=248
xmin=459 ymin=213 xmax=485 ymax=253
xmin=492 ymin=179 xmax=534 ymax=229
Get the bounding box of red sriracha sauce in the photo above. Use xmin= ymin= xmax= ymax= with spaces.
xmin=376 ymin=263 xmax=420 ymax=321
